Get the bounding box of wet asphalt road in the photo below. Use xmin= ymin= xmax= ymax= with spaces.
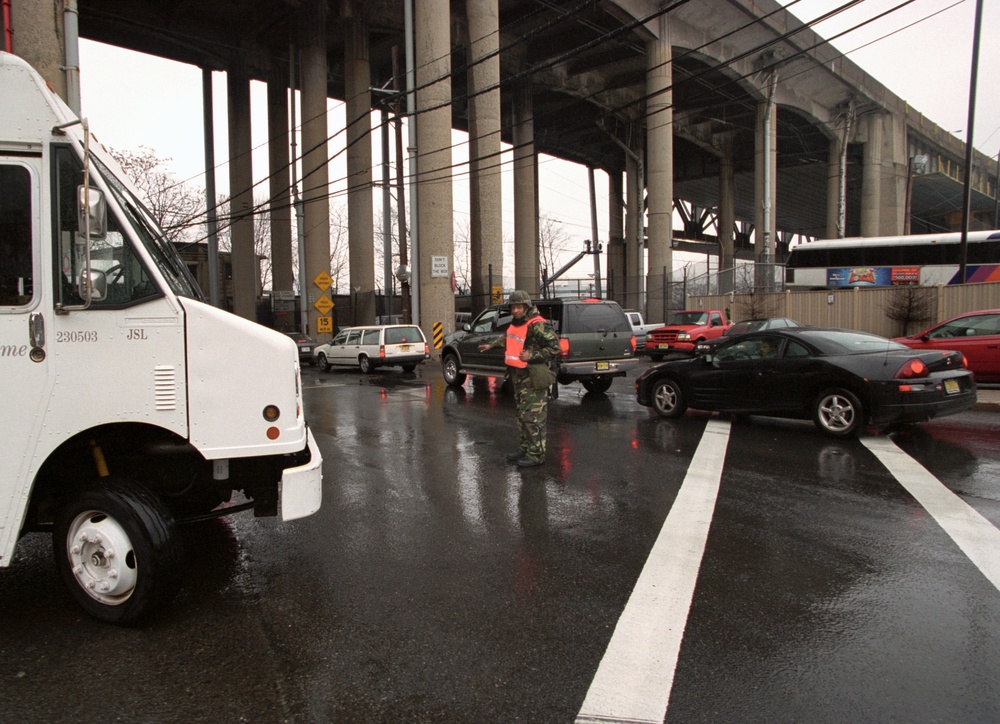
xmin=2 ymin=361 xmax=1000 ymax=722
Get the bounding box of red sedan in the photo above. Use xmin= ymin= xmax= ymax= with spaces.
xmin=894 ymin=309 xmax=1000 ymax=383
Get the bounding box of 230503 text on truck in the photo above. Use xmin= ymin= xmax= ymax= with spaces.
xmin=0 ymin=52 xmax=322 ymax=625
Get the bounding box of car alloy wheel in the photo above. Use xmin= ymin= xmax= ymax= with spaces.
xmin=652 ymin=378 xmax=686 ymax=418
xmin=813 ymin=388 xmax=863 ymax=437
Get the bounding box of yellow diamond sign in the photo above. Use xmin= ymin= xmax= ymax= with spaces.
xmin=313 ymin=295 xmax=334 ymax=315
xmin=313 ymin=270 xmax=333 ymax=291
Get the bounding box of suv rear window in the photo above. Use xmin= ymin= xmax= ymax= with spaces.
xmin=562 ymin=303 xmax=630 ymax=333
xmin=385 ymin=326 xmax=423 ymax=344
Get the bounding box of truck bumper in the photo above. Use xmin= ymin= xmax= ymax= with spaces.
xmin=279 ymin=429 xmax=323 ymax=521
xmin=560 ymin=357 xmax=640 ymax=377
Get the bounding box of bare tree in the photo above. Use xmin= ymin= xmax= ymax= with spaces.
xmin=109 ymin=146 xmax=204 ymax=245
xmin=884 ymin=285 xmax=935 ymax=336
xmin=452 ymin=218 xmax=471 ymax=294
xmin=732 ymin=262 xmax=780 ymax=320
xmin=538 ymin=213 xmax=572 ymax=281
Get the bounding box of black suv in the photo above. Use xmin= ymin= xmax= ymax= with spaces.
xmin=440 ymin=298 xmax=639 ymax=393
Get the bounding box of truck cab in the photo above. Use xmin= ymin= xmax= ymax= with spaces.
xmin=0 ymin=52 xmax=321 ymax=624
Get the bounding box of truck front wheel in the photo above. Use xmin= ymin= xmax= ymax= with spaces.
xmin=54 ymin=482 xmax=182 ymax=625
xmin=442 ymin=354 xmax=467 ymax=386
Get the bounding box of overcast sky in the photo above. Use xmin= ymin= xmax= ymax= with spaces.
xmin=76 ymin=0 xmax=999 ymax=274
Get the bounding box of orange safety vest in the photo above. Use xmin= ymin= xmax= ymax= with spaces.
xmin=505 ymin=315 xmax=546 ymax=368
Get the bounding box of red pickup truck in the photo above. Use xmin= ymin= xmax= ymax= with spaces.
xmin=645 ymin=309 xmax=731 ymax=360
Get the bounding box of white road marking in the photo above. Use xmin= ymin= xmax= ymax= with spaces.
xmin=576 ymin=418 xmax=732 ymax=724
xmin=862 ymin=435 xmax=1000 ymax=593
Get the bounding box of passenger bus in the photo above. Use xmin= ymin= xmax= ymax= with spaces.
xmin=785 ymin=231 xmax=1000 ymax=288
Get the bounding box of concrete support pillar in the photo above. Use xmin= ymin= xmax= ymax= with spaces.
xmin=9 ymin=1 xmax=66 ymax=100
xmin=299 ymin=0 xmax=331 ymax=338
xmin=645 ymin=15 xmax=673 ymax=321
xmin=227 ymin=60 xmax=257 ymax=321
xmin=754 ymin=98 xmax=777 ymax=270
xmin=415 ymin=0 xmax=455 ymax=340
xmin=826 ymin=137 xmax=840 ymax=239
xmin=345 ymin=9 xmax=376 ymax=324
xmin=267 ymin=72 xmax=294 ymax=297
xmin=883 ymin=112 xmax=907 ymax=235
xmin=625 ymin=153 xmax=642 ymax=311
xmin=512 ymin=83 xmax=538 ymax=294
xmin=861 ymin=112 xmax=883 ymax=237
xmin=466 ymin=0 xmax=502 ymax=312
xmin=608 ymin=169 xmax=625 ymax=306
xmin=718 ymin=135 xmax=735 ymax=294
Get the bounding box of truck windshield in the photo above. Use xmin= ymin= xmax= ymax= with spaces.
xmin=90 ymin=154 xmax=203 ymax=301
xmin=669 ymin=311 xmax=709 ymax=325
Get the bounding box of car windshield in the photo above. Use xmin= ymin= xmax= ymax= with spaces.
xmin=669 ymin=311 xmax=708 ymax=325
xmin=799 ymin=330 xmax=907 ymax=354
xmin=726 ymin=321 xmax=763 ymax=335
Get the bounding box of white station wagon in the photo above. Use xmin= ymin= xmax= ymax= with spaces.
xmin=313 ymin=324 xmax=430 ymax=374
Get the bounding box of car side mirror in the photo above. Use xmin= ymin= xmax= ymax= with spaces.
xmin=463 ymin=323 xmax=471 ymax=332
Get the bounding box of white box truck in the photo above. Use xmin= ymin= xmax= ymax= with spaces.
xmin=0 ymin=52 xmax=322 ymax=624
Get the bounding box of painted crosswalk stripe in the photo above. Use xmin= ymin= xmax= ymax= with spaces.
xmin=576 ymin=418 xmax=732 ymax=724
xmin=862 ymin=435 xmax=1000 ymax=593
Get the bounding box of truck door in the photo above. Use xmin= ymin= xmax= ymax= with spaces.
xmin=0 ymin=156 xmax=54 ymax=565
xmin=45 ymin=144 xmax=187 ymax=444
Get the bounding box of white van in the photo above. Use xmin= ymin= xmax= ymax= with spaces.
xmin=0 ymin=53 xmax=321 ymax=624
xmin=314 ymin=324 xmax=429 ymax=373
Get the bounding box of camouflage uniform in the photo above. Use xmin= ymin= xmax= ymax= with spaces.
xmin=488 ymin=302 xmax=560 ymax=463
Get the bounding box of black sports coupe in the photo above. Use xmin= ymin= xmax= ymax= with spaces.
xmin=636 ymin=327 xmax=977 ymax=437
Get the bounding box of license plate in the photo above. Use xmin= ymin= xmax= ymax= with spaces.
xmin=659 ymin=343 xmax=670 ymax=349
xmin=399 ymin=345 xmax=410 ymax=352
xmin=302 ymin=346 xmax=311 ymax=353
xmin=596 ymin=361 xmax=609 ymax=371
xmin=944 ymin=378 xmax=959 ymax=395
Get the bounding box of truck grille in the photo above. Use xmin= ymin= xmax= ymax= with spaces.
xmin=647 ymin=330 xmax=680 ymax=344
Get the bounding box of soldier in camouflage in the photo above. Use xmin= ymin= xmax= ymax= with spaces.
xmin=479 ymin=290 xmax=561 ymax=467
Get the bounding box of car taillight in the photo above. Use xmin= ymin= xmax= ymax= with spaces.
xmin=961 ymin=353 xmax=969 ymax=369
xmin=896 ymin=359 xmax=928 ymax=379
xmin=559 ymin=337 xmax=570 ymax=357
xmin=379 ymin=344 xmax=386 ymax=359
xmin=630 ymin=335 xmax=636 ymax=353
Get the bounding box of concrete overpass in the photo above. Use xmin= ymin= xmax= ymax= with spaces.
xmin=6 ymin=0 xmax=997 ymax=334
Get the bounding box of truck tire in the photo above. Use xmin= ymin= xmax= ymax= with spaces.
xmin=54 ymin=481 xmax=182 ymax=625
xmin=442 ymin=353 xmax=467 ymax=386
xmin=582 ymin=377 xmax=613 ymax=394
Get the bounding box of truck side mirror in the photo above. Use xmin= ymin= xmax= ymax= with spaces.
xmin=78 ymin=268 xmax=108 ymax=302
xmin=77 ymin=185 xmax=108 ymax=240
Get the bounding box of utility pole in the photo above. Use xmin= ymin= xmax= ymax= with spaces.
xmin=959 ymin=0 xmax=984 ymax=284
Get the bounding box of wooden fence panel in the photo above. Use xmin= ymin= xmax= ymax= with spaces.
xmin=688 ymin=281 xmax=999 ymax=337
